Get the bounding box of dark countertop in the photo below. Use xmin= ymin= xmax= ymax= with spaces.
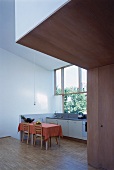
xmin=46 ymin=117 xmax=87 ymax=121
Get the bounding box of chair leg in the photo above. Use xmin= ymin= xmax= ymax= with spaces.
xmin=22 ymin=132 xmax=24 ymax=142
xmin=55 ymin=137 xmax=58 ymax=145
xmin=27 ymin=134 xmax=29 ymax=144
xmin=49 ymin=137 xmax=58 ymax=146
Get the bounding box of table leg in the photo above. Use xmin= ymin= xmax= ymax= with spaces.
xmin=46 ymin=140 xmax=48 ymax=150
xmin=20 ymin=131 xmax=23 ymax=141
xmin=30 ymin=134 xmax=33 ymax=145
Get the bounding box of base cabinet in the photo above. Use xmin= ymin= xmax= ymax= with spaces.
xmin=46 ymin=118 xmax=84 ymax=140
xmin=57 ymin=119 xmax=69 ymax=136
xmin=69 ymin=120 xmax=82 ymax=139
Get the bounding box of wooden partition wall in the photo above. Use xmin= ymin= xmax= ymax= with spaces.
xmin=87 ymin=64 xmax=114 ymax=170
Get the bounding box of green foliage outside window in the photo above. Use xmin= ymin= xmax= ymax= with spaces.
xmin=56 ymin=86 xmax=62 ymax=94
xmin=56 ymin=87 xmax=87 ymax=114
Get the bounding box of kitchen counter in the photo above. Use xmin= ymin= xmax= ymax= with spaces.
xmin=46 ymin=117 xmax=87 ymax=121
xmin=46 ymin=116 xmax=87 ymax=140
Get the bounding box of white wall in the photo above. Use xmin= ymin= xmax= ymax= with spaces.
xmin=0 ymin=0 xmax=2 ymax=47
xmin=0 ymin=0 xmax=64 ymax=139
xmin=15 ymin=0 xmax=69 ymax=41
xmin=0 ymin=48 xmax=54 ymax=139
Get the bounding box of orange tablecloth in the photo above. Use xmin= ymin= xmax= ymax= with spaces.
xmin=18 ymin=122 xmax=63 ymax=141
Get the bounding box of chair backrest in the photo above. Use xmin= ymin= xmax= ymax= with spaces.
xmin=22 ymin=123 xmax=29 ymax=133
xmin=34 ymin=124 xmax=42 ymax=135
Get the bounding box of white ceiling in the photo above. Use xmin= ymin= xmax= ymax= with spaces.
xmin=0 ymin=0 xmax=70 ymax=71
xmin=15 ymin=0 xmax=69 ymax=41
xmin=11 ymin=44 xmax=70 ymax=70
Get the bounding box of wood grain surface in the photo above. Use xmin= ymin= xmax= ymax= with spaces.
xmin=17 ymin=0 xmax=114 ymax=69
xmin=0 ymin=137 xmax=101 ymax=170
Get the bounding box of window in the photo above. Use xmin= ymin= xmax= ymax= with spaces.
xmin=54 ymin=65 xmax=87 ymax=114
xmin=64 ymin=93 xmax=87 ymax=113
xmin=55 ymin=69 xmax=62 ymax=94
xmin=64 ymin=66 xmax=79 ymax=93
xmin=81 ymin=68 xmax=87 ymax=92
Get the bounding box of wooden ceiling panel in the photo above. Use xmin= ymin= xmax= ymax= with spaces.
xmin=17 ymin=0 xmax=114 ymax=69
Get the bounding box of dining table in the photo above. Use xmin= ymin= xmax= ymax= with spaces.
xmin=18 ymin=122 xmax=63 ymax=150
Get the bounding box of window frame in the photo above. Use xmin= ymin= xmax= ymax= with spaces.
xmin=54 ymin=65 xmax=87 ymax=113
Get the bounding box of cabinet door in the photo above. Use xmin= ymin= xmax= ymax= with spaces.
xmin=69 ymin=120 xmax=82 ymax=139
xmin=46 ymin=118 xmax=58 ymax=124
xmin=57 ymin=119 xmax=69 ymax=136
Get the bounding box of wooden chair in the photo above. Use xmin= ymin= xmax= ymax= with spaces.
xmin=49 ymin=123 xmax=58 ymax=147
xmin=22 ymin=123 xmax=30 ymax=144
xmin=33 ymin=124 xmax=43 ymax=149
